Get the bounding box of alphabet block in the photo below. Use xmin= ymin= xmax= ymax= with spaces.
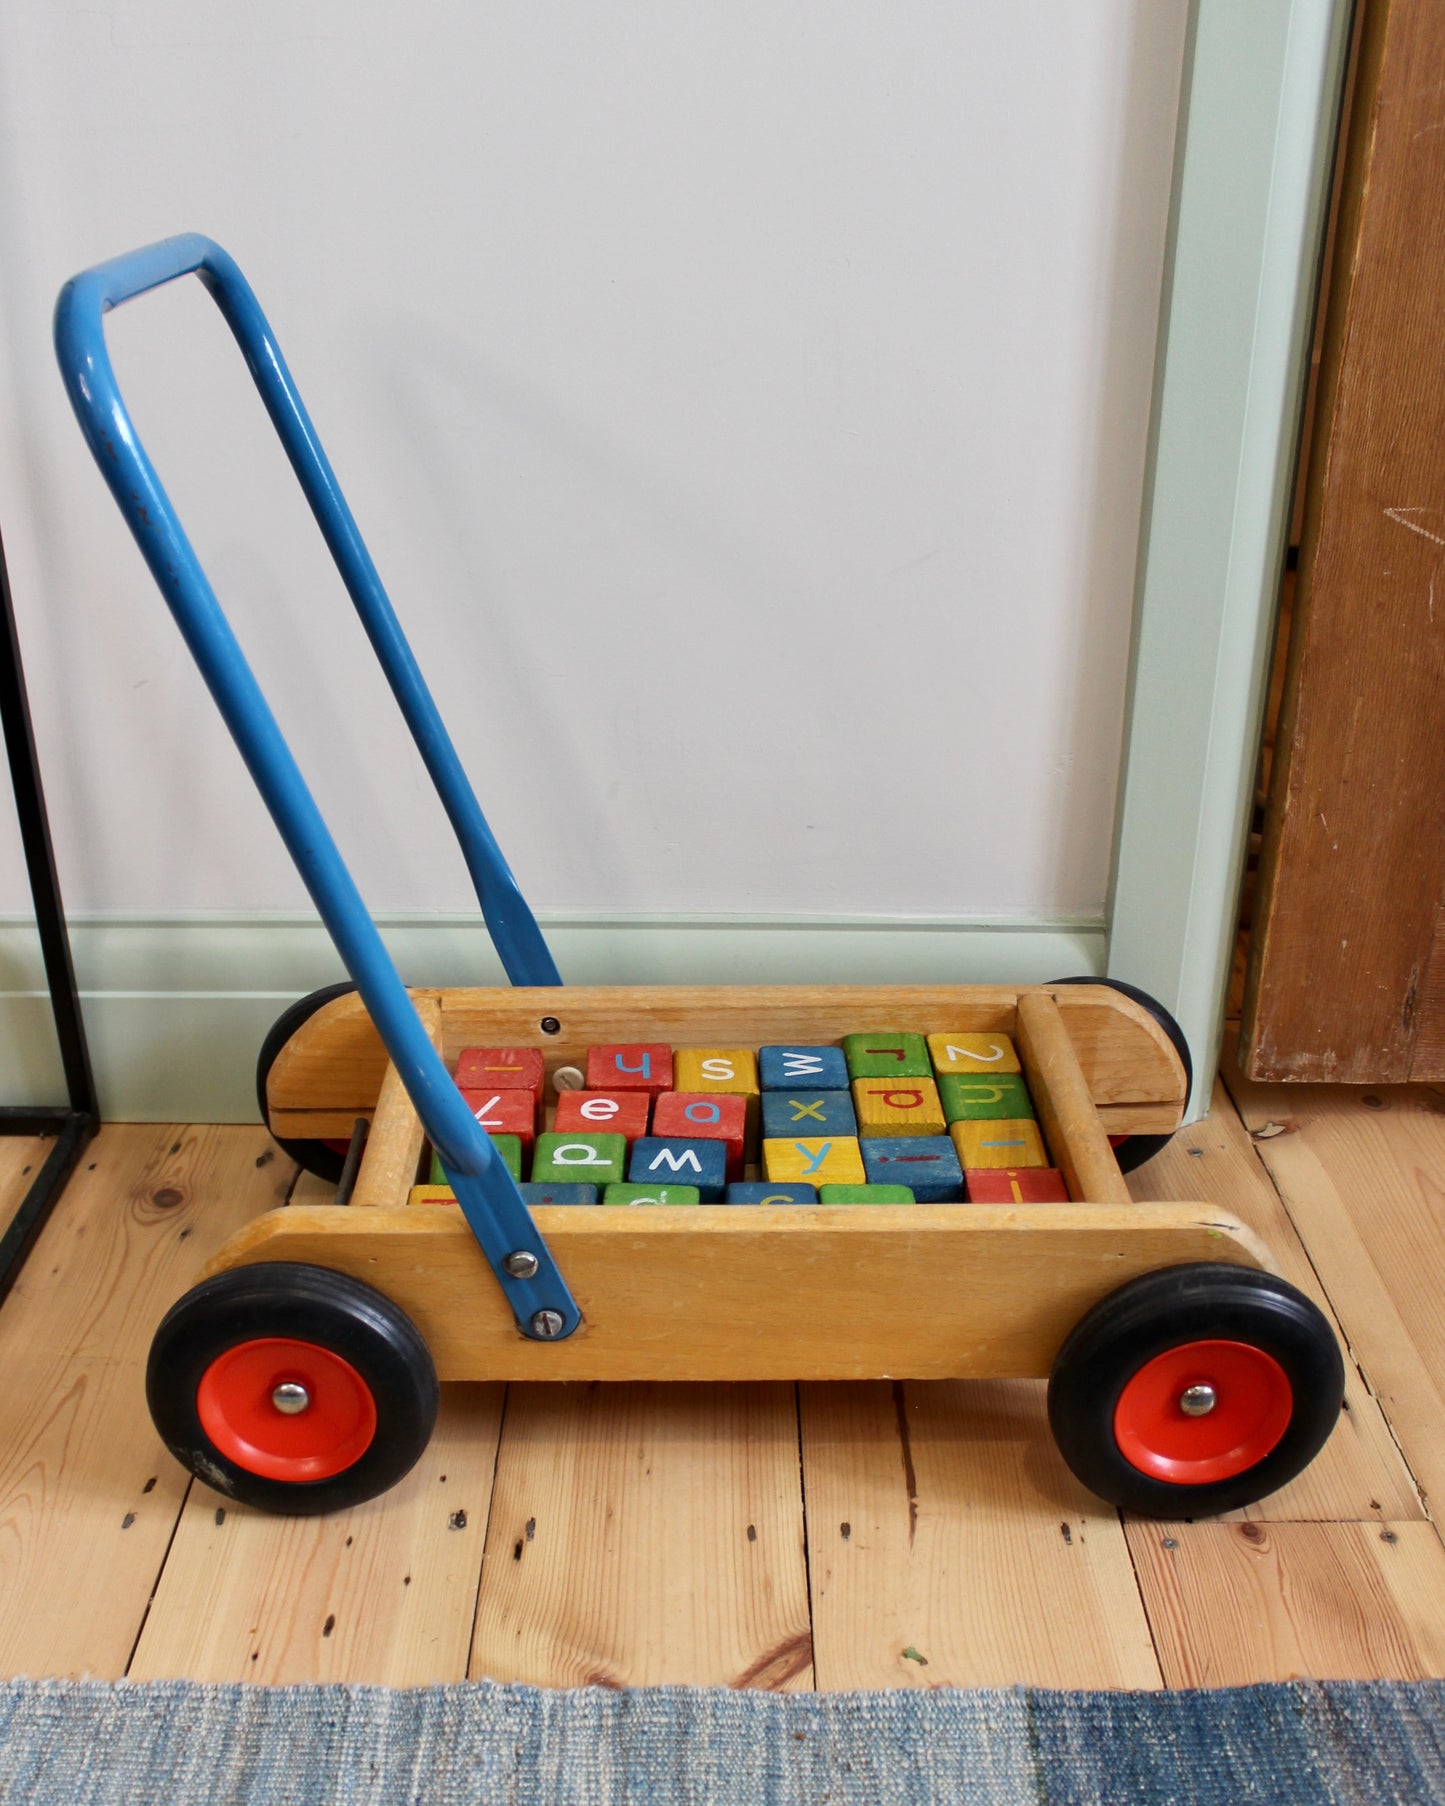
xmin=518 ymin=1182 xmax=600 ymax=1206
xmin=408 ymin=1184 xmax=456 ymax=1206
xmin=531 ymin=1131 xmax=628 ymax=1187
xmin=818 ymin=1184 xmax=916 ymax=1204
xmin=459 ymin=1087 xmax=537 ymax=1152
xmin=938 ymin=1072 xmax=1035 ymax=1123
xmin=627 ymin=1137 xmax=727 ymax=1201
xmin=672 ymin=1048 xmax=760 ymax=1097
xmin=842 ymin=1033 xmax=931 ymax=1079
xmin=760 ymin=1089 xmax=857 ymax=1140
xmin=725 ymin=1182 xmax=818 ymax=1206
xmin=860 ymin=1134 xmax=964 ymax=1201
xmin=429 ymin=1133 xmax=522 ymax=1186
xmin=759 ymin=1045 xmax=848 ymax=1091
xmin=851 ymin=1077 xmax=946 ymax=1138
xmin=553 ymin=1090 xmax=652 ymax=1143
xmin=455 ymin=1046 xmax=545 ymax=1098
xmin=651 ymin=1092 xmax=748 ymax=1179
xmin=762 ymin=1137 xmax=867 ymax=1186
xmin=603 ymin=1183 xmax=701 ymax=1207
xmin=949 ymin=1119 xmax=1048 ymax=1169
xmin=927 ymin=1032 xmax=1021 ymax=1076
xmin=585 ymin=1044 xmax=674 ymax=1095
xmin=964 ymin=1167 xmax=1070 ymax=1203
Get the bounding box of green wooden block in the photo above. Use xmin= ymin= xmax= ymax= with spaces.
xmin=603 ymin=1183 xmax=701 ymax=1206
xmin=842 ymin=1032 xmax=931 ymax=1079
xmin=532 ymin=1131 xmax=627 ymax=1187
xmin=430 ymin=1134 xmax=522 ymax=1184
xmin=817 ymin=1183 xmax=915 ymax=1204
xmin=938 ymin=1073 xmax=1035 ymax=1123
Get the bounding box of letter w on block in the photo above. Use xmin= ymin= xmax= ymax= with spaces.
xmin=648 ymin=1147 xmax=703 ymax=1174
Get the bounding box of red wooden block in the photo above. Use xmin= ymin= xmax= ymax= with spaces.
xmin=459 ymin=1086 xmax=538 ymax=1152
xmin=553 ymin=1090 xmax=652 ymax=1143
xmin=963 ymin=1167 xmax=1070 ymax=1203
xmin=455 ymin=1046 xmax=545 ymax=1098
xmin=585 ymin=1043 xmax=674 ymax=1095
xmin=651 ymin=1092 xmax=748 ymax=1180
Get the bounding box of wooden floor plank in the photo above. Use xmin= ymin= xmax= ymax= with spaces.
xmin=130 ymin=1384 xmax=505 ymax=1685
xmin=1222 ymin=1066 xmax=1445 ymax=1511
xmin=1127 ymin=1081 xmax=1422 ymax=1521
xmin=0 ymin=1136 xmax=49 ymax=1237
xmin=801 ymin=1378 xmax=1161 ymax=1690
xmin=470 ymin=1382 xmax=812 ymax=1689
xmin=0 ymin=1124 xmax=286 ymax=1677
xmin=1127 ymin=1520 xmax=1445 ymax=1686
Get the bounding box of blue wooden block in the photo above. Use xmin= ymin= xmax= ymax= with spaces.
xmin=628 ymin=1137 xmax=727 ymax=1202
xmin=860 ymin=1135 xmax=964 ymax=1201
xmin=759 ymin=1045 xmax=849 ymax=1091
xmin=518 ymin=1182 xmax=600 ymax=1206
xmin=725 ymin=1182 xmax=819 ymax=1206
xmin=760 ymin=1089 xmax=857 ymax=1139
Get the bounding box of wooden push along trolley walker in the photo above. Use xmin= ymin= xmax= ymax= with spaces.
xmin=54 ymin=235 xmax=1345 ymax=1520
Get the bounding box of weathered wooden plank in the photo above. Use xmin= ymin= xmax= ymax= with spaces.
xmin=1224 ymin=1065 xmax=1445 ymax=1512
xmin=469 ymin=1382 xmax=812 ymax=1689
xmin=801 ymin=1379 xmax=1161 ymax=1690
xmin=129 ymin=1385 xmax=504 ymax=1684
xmin=1127 ymin=1520 xmax=1445 ymax=1685
xmin=1129 ymin=1080 xmax=1421 ymax=1521
xmin=0 ymin=1124 xmax=286 ymax=1677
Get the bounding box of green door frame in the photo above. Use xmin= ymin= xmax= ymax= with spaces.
xmin=1108 ymin=0 xmax=1355 ymax=1117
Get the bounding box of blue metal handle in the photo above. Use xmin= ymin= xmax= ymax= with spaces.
xmin=54 ymin=233 xmax=578 ymax=1339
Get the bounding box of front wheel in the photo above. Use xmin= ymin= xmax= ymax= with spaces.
xmin=147 ymin=1262 xmax=438 ymax=1515
xmin=1047 ymin=1263 xmax=1343 ymax=1517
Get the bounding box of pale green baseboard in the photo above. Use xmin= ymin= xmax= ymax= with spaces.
xmin=0 ymin=913 xmax=1104 ymax=1122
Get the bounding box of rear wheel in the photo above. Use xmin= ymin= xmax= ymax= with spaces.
xmin=1047 ymin=1263 xmax=1343 ymax=1517
xmin=147 ymin=1262 xmax=438 ymax=1515
xmin=1048 ymin=976 xmax=1192 ymax=1173
xmin=256 ymin=982 xmax=357 ymax=1181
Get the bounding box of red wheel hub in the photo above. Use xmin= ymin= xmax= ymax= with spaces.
xmin=197 ymin=1337 xmax=377 ymax=1482
xmin=1113 ymin=1339 xmax=1293 ymax=1484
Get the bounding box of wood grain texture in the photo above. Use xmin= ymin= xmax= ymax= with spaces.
xmin=1243 ymin=0 xmax=1445 ymax=1082
xmin=130 ymin=1385 xmax=504 ymax=1684
xmin=1016 ymin=992 xmax=1132 ymax=1204
xmin=801 ymin=1379 xmax=1160 ymax=1690
xmin=266 ymin=985 xmax=1188 ymax=1140
xmin=0 ymin=1124 xmax=286 ymax=1677
xmin=1224 ymin=1063 xmax=1445 ymax=1511
xmin=204 ymin=1201 xmax=1269 ymax=1383
xmin=350 ymin=996 xmax=440 ymax=1209
xmin=1127 ymin=1520 xmax=1445 ymax=1685
xmin=1129 ymin=1080 xmax=1422 ymax=1522
xmin=470 ymin=1382 xmax=812 ymax=1689
xmin=0 ymin=1136 xmax=48 ymax=1237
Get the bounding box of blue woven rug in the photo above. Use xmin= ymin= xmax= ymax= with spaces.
xmin=2 ymin=1678 xmax=1442 ymax=1804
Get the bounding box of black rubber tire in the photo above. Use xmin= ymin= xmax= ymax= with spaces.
xmin=147 ymin=1262 xmax=438 ymax=1515
xmin=1049 ymin=976 xmax=1193 ymax=1173
xmin=256 ymin=982 xmax=358 ymax=1181
xmin=1047 ymin=1262 xmax=1344 ymax=1517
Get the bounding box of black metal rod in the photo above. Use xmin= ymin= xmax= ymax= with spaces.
xmin=0 ymin=1111 xmax=96 ymax=1307
xmin=0 ymin=523 xmax=98 ymax=1120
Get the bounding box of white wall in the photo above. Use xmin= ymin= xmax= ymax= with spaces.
xmin=0 ymin=2 xmax=1186 ymax=933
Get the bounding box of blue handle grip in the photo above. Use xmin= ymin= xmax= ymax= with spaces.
xmin=55 ymin=234 xmax=578 ymax=1339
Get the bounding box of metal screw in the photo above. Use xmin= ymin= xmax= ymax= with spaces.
xmin=530 ymin=1309 xmax=566 ymax=1339
xmin=539 ymin=1016 xmax=562 ymax=1036
xmin=272 ymin=1381 xmax=310 ymax=1415
xmin=552 ymin=1065 xmax=586 ymax=1092
xmin=1179 ymin=1383 xmax=1217 ymax=1417
xmin=503 ymin=1250 xmax=539 ymax=1279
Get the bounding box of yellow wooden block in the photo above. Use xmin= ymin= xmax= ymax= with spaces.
xmin=673 ymin=1048 xmax=761 ymax=1095
xmin=851 ymin=1077 xmax=946 ymax=1138
xmin=949 ymin=1119 xmax=1048 ymax=1169
xmin=762 ymin=1137 xmax=866 ymax=1186
xmin=927 ymin=1032 xmax=1022 ymax=1076
xmin=408 ymin=1184 xmax=455 ymax=1206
